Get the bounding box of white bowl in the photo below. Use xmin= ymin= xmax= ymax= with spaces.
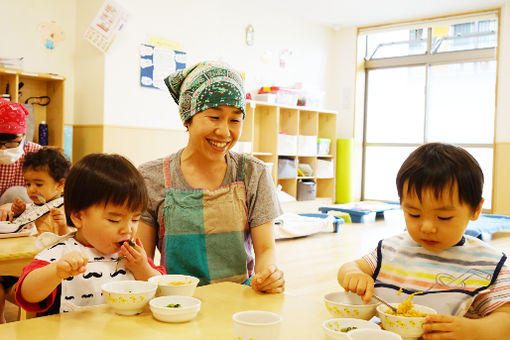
xmin=101 ymin=280 xmax=157 ymax=315
xmin=148 ymin=274 xmax=199 ymax=296
xmin=348 ymin=329 xmax=403 ymax=340
xmin=324 ymin=291 xmax=379 ymax=320
xmin=150 ymin=295 xmax=201 ymax=323
xmin=0 ymin=221 xmax=21 ymax=234
xmin=376 ymin=303 xmax=437 ymax=339
xmin=322 ymin=318 xmax=380 ymax=340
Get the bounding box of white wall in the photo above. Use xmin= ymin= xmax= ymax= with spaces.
xmin=496 ymin=0 xmax=510 ymax=142
xmin=103 ymin=0 xmax=335 ymax=129
xmin=0 ymin=0 xmax=76 ymax=125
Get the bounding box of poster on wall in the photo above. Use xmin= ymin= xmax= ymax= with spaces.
xmin=140 ymin=43 xmax=186 ymax=89
xmin=84 ymin=0 xmax=129 ymax=53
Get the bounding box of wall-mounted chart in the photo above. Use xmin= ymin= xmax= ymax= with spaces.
xmin=140 ymin=44 xmax=186 ymax=89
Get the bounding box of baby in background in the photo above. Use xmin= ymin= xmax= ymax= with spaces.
xmin=10 ymin=148 xmax=72 ymax=235
xmin=15 ymin=153 xmax=165 ymax=315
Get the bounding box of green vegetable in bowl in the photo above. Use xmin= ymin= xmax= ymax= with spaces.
xmin=165 ymin=303 xmax=182 ymax=308
xmin=340 ymin=326 xmax=358 ymax=332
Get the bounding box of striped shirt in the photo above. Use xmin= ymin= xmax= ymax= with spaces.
xmin=0 ymin=141 xmax=41 ymax=197
xmin=363 ymin=233 xmax=510 ymax=317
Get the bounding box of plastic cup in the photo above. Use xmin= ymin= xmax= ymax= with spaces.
xmin=232 ymin=310 xmax=282 ymax=340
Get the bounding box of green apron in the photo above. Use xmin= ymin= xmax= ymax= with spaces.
xmin=159 ymin=155 xmax=253 ymax=286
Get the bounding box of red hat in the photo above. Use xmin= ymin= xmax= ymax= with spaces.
xmin=0 ymin=98 xmax=29 ymax=134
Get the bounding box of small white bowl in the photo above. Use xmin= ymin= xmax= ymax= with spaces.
xmin=324 ymin=291 xmax=379 ymax=320
xmin=0 ymin=221 xmax=21 ymax=234
xmin=348 ymin=329 xmax=403 ymax=340
xmin=150 ymin=295 xmax=201 ymax=323
xmin=376 ymin=303 xmax=437 ymax=339
xmin=322 ymin=318 xmax=380 ymax=340
xmin=148 ymin=274 xmax=199 ymax=296
xmin=101 ymin=280 xmax=157 ymax=315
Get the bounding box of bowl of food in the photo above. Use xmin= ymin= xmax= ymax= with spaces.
xmin=101 ymin=280 xmax=157 ymax=315
xmin=148 ymin=274 xmax=199 ymax=296
xmin=0 ymin=221 xmax=21 ymax=234
xmin=324 ymin=291 xmax=379 ymax=320
xmin=376 ymin=303 xmax=437 ymax=339
xmin=322 ymin=318 xmax=380 ymax=340
xmin=150 ymin=295 xmax=201 ymax=323
xmin=348 ymin=329 xmax=403 ymax=340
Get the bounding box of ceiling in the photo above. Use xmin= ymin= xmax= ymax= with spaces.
xmin=271 ymin=0 xmax=506 ymax=28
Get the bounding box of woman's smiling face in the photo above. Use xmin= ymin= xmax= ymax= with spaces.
xmin=402 ymin=180 xmax=483 ymax=252
xmin=185 ymin=105 xmax=243 ymax=162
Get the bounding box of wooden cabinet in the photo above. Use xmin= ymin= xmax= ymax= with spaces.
xmin=240 ymin=100 xmax=337 ymax=201
xmin=0 ymin=68 xmax=65 ymax=148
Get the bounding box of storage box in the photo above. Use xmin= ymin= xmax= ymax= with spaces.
xmin=317 ymin=138 xmax=331 ymax=155
xmin=298 ymin=135 xmax=317 ymax=156
xmin=278 ymin=158 xmax=297 ymax=178
xmin=277 ymin=134 xmax=297 ymax=155
xmin=297 ymin=180 xmax=317 ymax=201
xmin=316 ymin=159 xmax=333 ymax=178
xmin=254 ymin=93 xmax=277 ymax=104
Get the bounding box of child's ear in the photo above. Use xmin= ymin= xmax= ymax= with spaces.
xmin=471 ymin=198 xmax=485 ymax=220
xmin=57 ymin=178 xmax=65 ymax=193
xmin=70 ymin=210 xmax=83 ymax=229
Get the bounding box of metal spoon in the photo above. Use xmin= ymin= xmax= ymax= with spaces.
xmin=372 ymin=294 xmax=398 ymax=313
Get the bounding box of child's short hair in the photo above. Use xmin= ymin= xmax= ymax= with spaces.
xmin=64 ymin=154 xmax=148 ymax=227
xmin=396 ymin=143 xmax=483 ymax=212
xmin=22 ymin=148 xmax=71 ymax=182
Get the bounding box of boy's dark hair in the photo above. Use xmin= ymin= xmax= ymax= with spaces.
xmin=64 ymin=153 xmax=148 ymax=227
xmin=396 ymin=143 xmax=484 ymax=212
xmin=22 ymin=148 xmax=71 ymax=182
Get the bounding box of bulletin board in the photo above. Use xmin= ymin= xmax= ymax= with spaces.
xmin=140 ymin=43 xmax=186 ymax=89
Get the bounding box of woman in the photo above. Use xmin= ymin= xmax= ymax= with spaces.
xmin=137 ymin=61 xmax=284 ymax=293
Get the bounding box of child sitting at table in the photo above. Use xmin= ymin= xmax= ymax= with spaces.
xmin=10 ymin=148 xmax=72 ymax=235
xmin=337 ymin=143 xmax=510 ymax=340
xmin=0 ymin=148 xmax=71 ymax=323
xmin=15 ymin=153 xmax=166 ymax=315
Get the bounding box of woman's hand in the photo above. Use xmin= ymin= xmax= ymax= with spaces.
xmin=55 ymin=251 xmax=88 ymax=279
xmin=11 ymin=197 xmax=26 ymax=216
xmin=251 ymin=264 xmax=285 ymax=294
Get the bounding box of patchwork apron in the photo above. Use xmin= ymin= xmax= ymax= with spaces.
xmin=159 ymin=155 xmax=254 ymax=286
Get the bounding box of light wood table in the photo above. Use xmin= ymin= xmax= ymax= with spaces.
xmin=0 ymin=282 xmax=333 ymax=339
xmin=0 ymin=236 xmax=37 ymax=276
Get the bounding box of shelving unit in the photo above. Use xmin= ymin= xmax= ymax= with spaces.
xmin=240 ymin=100 xmax=337 ymax=201
xmin=0 ymin=68 xmax=65 ymax=148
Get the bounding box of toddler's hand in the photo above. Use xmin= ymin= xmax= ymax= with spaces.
xmin=422 ymin=314 xmax=477 ymax=340
xmin=49 ymin=208 xmax=66 ymax=227
xmin=0 ymin=203 xmax=14 ymax=221
xmin=11 ymin=197 xmax=26 ymax=216
xmin=55 ymin=251 xmax=88 ymax=279
xmin=341 ymin=271 xmax=374 ymax=304
xmin=251 ymin=265 xmax=285 ymax=294
xmin=118 ymin=238 xmax=151 ymax=275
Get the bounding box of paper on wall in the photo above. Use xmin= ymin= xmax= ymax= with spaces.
xmin=83 ymin=0 xmax=129 ymax=53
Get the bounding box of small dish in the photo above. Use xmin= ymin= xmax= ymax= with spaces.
xmin=348 ymin=328 xmax=403 ymax=340
xmin=101 ymin=280 xmax=157 ymax=315
xmin=148 ymin=274 xmax=199 ymax=296
xmin=0 ymin=221 xmax=21 ymax=234
xmin=150 ymin=295 xmax=201 ymax=323
xmin=324 ymin=291 xmax=379 ymax=320
xmin=322 ymin=318 xmax=380 ymax=340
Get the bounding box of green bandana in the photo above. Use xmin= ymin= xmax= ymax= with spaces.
xmin=164 ymin=61 xmax=246 ymax=123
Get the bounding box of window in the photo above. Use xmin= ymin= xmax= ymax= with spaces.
xmin=360 ymin=12 xmax=498 ymax=209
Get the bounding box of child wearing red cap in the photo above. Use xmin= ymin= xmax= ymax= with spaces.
xmin=0 ymin=98 xmax=42 ymax=221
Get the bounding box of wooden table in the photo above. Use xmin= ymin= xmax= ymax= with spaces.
xmin=0 ymin=235 xmax=37 ymax=276
xmin=0 ymin=282 xmax=333 ymax=339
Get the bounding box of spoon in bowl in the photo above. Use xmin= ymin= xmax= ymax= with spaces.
xmin=372 ymin=294 xmax=398 ymax=313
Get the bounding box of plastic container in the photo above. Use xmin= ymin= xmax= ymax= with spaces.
xmin=38 ymin=121 xmax=48 ymax=146
xmin=317 ymin=138 xmax=331 ymax=155
xmin=297 ymin=180 xmax=316 ymax=201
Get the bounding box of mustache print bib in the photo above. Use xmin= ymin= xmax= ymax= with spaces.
xmin=35 ymin=237 xmax=135 ymax=313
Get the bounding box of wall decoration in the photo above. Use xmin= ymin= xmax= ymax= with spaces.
xmin=84 ymin=0 xmax=129 ymax=53
xmin=38 ymin=21 xmax=66 ymax=50
xmin=140 ymin=44 xmax=186 ymax=89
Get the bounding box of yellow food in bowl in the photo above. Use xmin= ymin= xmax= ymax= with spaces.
xmin=164 ymin=280 xmax=191 ymax=286
xmin=385 ymin=290 xmax=429 ymax=317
